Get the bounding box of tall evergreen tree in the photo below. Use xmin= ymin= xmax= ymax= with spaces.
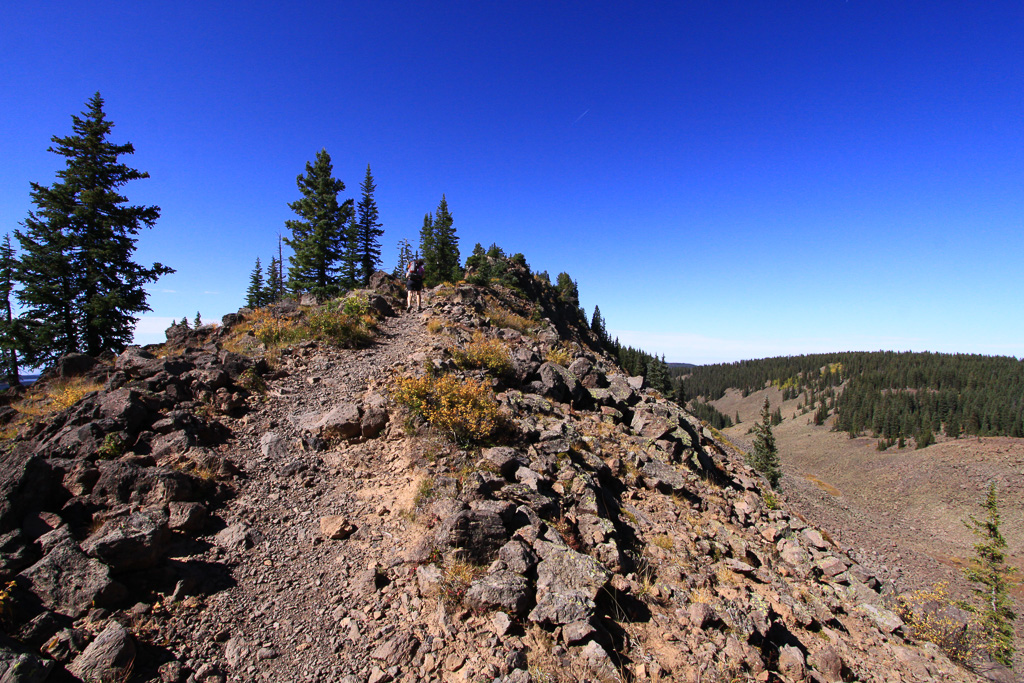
xmin=590 ymin=305 xmax=606 ymax=342
xmin=964 ymin=484 xmax=1016 ymax=666
xmin=0 ymin=235 xmax=22 ymax=386
xmin=423 ymin=196 xmax=459 ymax=287
xmin=15 ymin=93 xmax=172 ymax=366
xmin=418 ymin=212 xmax=434 ymax=284
xmin=283 ymin=149 xmax=352 ymax=298
xmin=265 ymin=257 xmax=283 ymax=303
xmin=747 ymin=397 xmax=782 ymax=489
xmin=340 ymin=215 xmax=360 ymax=290
xmin=246 ymin=257 xmax=265 ymax=308
xmin=355 ymin=164 xmax=383 ymax=286
xmin=555 ymin=272 xmax=579 ymax=307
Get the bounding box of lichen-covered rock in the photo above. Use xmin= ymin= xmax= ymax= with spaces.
xmin=465 ymin=570 xmax=532 ymax=615
xmin=82 ymin=507 xmax=171 ymax=572
xmin=529 ymin=540 xmax=610 ymax=625
xmin=435 ymin=510 xmax=508 ymax=563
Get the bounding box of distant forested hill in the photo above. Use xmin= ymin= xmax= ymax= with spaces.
xmin=682 ymin=352 xmax=1024 ymax=442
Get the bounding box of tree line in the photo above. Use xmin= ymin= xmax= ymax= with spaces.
xmin=681 ymin=351 xmax=1024 ymax=443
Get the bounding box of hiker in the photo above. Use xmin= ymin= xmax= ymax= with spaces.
xmin=406 ymin=259 xmax=425 ymax=311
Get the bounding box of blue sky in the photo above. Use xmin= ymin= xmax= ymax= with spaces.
xmin=2 ymin=1 xmax=1022 ymax=364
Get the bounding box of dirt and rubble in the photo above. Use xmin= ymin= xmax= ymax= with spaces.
xmin=0 ymin=270 xmax=1002 ymax=682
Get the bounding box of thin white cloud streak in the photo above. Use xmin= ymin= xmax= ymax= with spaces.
xmin=572 ymin=108 xmax=590 ymax=125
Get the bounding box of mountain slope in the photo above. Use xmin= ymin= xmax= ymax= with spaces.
xmin=0 ymin=274 xmax=989 ymax=682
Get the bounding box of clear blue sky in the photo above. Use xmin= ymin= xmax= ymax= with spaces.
xmin=2 ymin=1 xmax=1022 ymax=364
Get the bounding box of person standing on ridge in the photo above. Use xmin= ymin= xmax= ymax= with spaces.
xmin=406 ymin=259 xmax=425 ymax=311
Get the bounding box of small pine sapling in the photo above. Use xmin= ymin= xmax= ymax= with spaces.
xmin=964 ymin=483 xmax=1016 ymax=666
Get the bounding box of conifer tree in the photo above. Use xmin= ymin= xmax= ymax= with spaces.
xmin=355 ymin=164 xmax=383 ymax=286
xmin=964 ymin=484 xmax=1016 ymax=666
xmin=590 ymin=305 xmax=606 ymax=342
xmin=340 ymin=215 xmax=360 ymax=290
xmin=283 ymin=149 xmax=352 ymax=298
xmin=418 ymin=212 xmax=434 ymax=284
xmin=15 ymin=93 xmax=172 ymax=366
xmin=0 ymin=235 xmax=22 ymax=386
xmin=747 ymin=397 xmax=782 ymax=489
xmin=246 ymin=257 xmax=265 ymax=308
xmin=555 ymin=273 xmax=579 ymax=307
xmin=194 ymin=311 xmax=202 ymax=328
xmin=393 ymin=239 xmax=414 ymax=278
xmin=265 ymin=257 xmax=282 ymax=303
xmin=423 ymin=196 xmax=459 ymax=287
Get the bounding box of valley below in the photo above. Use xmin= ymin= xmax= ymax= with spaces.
xmin=714 ymin=387 xmax=1024 ymax=672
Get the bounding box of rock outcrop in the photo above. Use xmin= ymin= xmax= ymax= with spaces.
xmin=0 ymin=272 xmax=993 ymax=682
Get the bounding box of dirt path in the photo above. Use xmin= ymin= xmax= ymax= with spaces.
xmin=164 ymin=309 xmax=437 ymax=682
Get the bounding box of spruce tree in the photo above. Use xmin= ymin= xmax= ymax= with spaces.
xmin=355 ymin=164 xmax=383 ymax=286
xmin=964 ymin=484 xmax=1016 ymax=666
xmin=265 ymin=257 xmax=282 ymax=304
xmin=424 ymin=196 xmax=459 ymax=287
xmin=246 ymin=257 xmax=265 ymax=308
xmin=555 ymin=273 xmax=579 ymax=307
xmin=418 ymin=212 xmax=435 ymax=285
xmin=747 ymin=397 xmax=782 ymax=489
xmin=15 ymin=93 xmax=172 ymax=366
xmin=590 ymin=305 xmax=606 ymax=342
xmin=340 ymin=215 xmax=360 ymax=290
xmin=0 ymin=235 xmax=22 ymax=386
xmin=194 ymin=311 xmax=202 ymax=328
xmin=283 ymin=149 xmax=352 ymax=298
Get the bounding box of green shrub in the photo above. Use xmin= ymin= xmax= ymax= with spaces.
xmin=97 ymin=433 xmax=125 ymax=460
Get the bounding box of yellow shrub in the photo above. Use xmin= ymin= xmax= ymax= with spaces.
xmin=896 ymin=583 xmax=981 ymax=663
xmin=426 ymin=318 xmax=445 ymax=335
xmin=450 ymin=334 xmax=512 ymax=376
xmin=392 ymin=374 xmax=501 ymax=445
xmin=13 ymin=378 xmax=105 ymax=418
xmin=247 ymin=306 xmax=374 ymax=349
xmin=485 ymin=305 xmax=536 ymax=336
xmin=545 ymin=344 xmax=572 ymax=366
xmin=248 ymin=308 xmax=299 ymax=346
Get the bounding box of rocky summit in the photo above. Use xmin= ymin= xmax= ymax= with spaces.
xmin=0 ymin=272 xmax=985 ymax=682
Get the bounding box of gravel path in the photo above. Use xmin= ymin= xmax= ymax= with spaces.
xmin=163 ymin=308 xmax=439 ymax=682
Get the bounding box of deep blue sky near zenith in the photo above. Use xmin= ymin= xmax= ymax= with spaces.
xmin=2 ymin=2 xmax=1022 ymax=364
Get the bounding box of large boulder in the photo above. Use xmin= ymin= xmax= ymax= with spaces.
xmin=0 ymin=447 xmax=57 ymax=533
xmin=534 ymin=362 xmax=590 ymax=407
xmin=529 ymin=540 xmax=610 ymax=625
xmin=81 ymin=508 xmax=171 ymax=572
xmin=434 ymin=510 xmax=508 ymax=563
xmin=465 ymin=570 xmax=532 ymax=616
xmin=67 ymin=622 xmax=136 ymax=682
xmin=18 ymin=530 xmax=124 ymax=618
xmin=0 ymin=640 xmax=53 ymax=683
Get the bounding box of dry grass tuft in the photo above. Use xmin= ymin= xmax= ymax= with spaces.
xmin=13 ymin=377 xmax=105 ymax=418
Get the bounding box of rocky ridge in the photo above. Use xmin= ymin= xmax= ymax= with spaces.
xmin=0 ymin=272 xmax=985 ymax=682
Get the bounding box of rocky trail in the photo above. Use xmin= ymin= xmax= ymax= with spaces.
xmin=0 ymin=267 xmax=1009 ymax=683
xmin=164 ymin=308 xmax=434 ymax=682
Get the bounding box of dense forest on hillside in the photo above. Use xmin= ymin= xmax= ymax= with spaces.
xmin=682 ymin=351 xmax=1024 ymax=441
